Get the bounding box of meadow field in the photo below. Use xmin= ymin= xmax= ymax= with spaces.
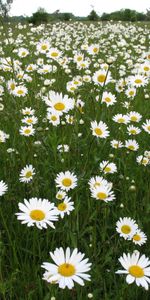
xmin=0 ymin=20 xmax=150 ymax=300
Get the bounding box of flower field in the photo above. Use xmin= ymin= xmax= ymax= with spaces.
xmin=0 ymin=21 xmax=150 ymax=300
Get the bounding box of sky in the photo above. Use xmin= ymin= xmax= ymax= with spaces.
xmin=10 ymin=0 xmax=150 ymax=17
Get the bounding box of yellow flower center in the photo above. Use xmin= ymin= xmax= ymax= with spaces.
xmin=97 ymin=192 xmax=107 ymax=200
xmin=30 ymin=209 xmax=45 ymax=221
xmin=130 ymin=130 xmax=137 ymax=135
xmin=54 ymin=102 xmax=65 ymax=111
xmin=118 ymin=118 xmax=125 ymax=123
xmin=17 ymin=90 xmax=24 ymax=95
xmin=129 ymin=91 xmax=134 ymax=96
xmin=133 ymin=234 xmax=141 ymax=241
xmin=27 ymin=119 xmax=33 ymax=124
xmin=62 ymin=178 xmax=72 ymax=187
xmin=97 ymin=74 xmax=106 ymax=83
xmin=21 ymin=52 xmax=26 ymax=56
xmin=41 ymin=45 xmax=47 ymax=50
xmin=10 ymin=83 xmax=15 ymax=90
xmin=104 ymin=166 xmax=111 ymax=173
xmin=147 ymin=126 xmax=150 ymax=131
xmin=24 ymin=129 xmax=31 ymax=135
xmin=129 ymin=265 xmax=144 ymax=278
xmin=135 ymin=79 xmax=142 ymax=84
xmin=144 ymin=66 xmax=149 ymax=71
xmin=58 ymin=263 xmax=75 ymax=277
xmin=57 ymin=203 xmax=67 ymax=211
xmin=128 ymin=145 xmax=135 ymax=150
xmin=77 ymin=56 xmax=82 ymax=61
xmin=121 ymin=225 xmax=131 ymax=234
xmin=94 ymin=128 xmax=102 ymax=136
xmin=51 ymin=52 xmax=58 ymax=57
xmin=51 ymin=116 xmax=57 ymax=121
xmin=131 ymin=116 xmax=137 ymax=122
xmin=93 ymin=47 xmax=98 ymax=53
xmin=105 ymin=97 xmax=111 ymax=103
xmin=25 ymin=171 xmax=32 ymax=178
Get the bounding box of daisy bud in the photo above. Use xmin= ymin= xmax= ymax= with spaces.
xmin=129 ymin=185 xmax=136 ymax=191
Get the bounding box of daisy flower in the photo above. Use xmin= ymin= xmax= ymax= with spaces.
xmin=0 ymin=180 xmax=8 ymax=196
xmin=19 ymin=165 xmax=35 ymax=183
xmin=93 ymin=69 xmax=111 ymax=86
xmin=13 ymin=86 xmax=28 ymax=97
xmin=56 ymin=190 xmax=66 ymax=200
xmin=101 ymin=92 xmax=116 ymax=106
xmin=42 ymin=247 xmax=91 ymax=289
xmin=116 ymin=217 xmax=138 ymax=240
xmin=21 ymin=107 xmax=35 ymax=116
xmin=132 ymin=230 xmax=147 ymax=246
xmin=99 ymin=160 xmax=117 ymax=174
xmin=22 ymin=116 xmax=38 ymax=125
xmin=142 ymin=120 xmax=150 ymax=134
xmin=110 ymin=140 xmax=124 ymax=149
xmin=129 ymin=74 xmax=148 ymax=87
xmin=91 ymin=184 xmax=115 ymax=202
xmin=91 ymin=121 xmax=109 ymax=138
xmin=88 ymin=176 xmax=111 ymax=192
xmin=136 ymin=155 xmax=150 ymax=166
xmin=116 ymin=251 xmax=150 ymax=290
xmin=55 ymin=171 xmax=77 ymax=191
xmin=45 ymin=91 xmax=75 ymax=116
xmin=125 ymin=139 xmax=139 ymax=151
xmin=19 ymin=126 xmax=35 ymax=137
xmin=88 ymin=44 xmax=99 ymax=55
xmin=56 ymin=197 xmax=74 ymax=218
xmin=127 ymin=111 xmax=142 ymax=123
xmin=113 ymin=114 xmax=129 ymax=124
xmin=16 ymin=198 xmax=58 ymax=229
xmin=127 ymin=125 xmax=141 ymax=135
xmin=125 ymin=87 xmax=136 ymax=98
xmin=47 ymin=48 xmax=62 ymax=60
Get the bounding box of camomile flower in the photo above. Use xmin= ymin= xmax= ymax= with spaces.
xmin=101 ymin=92 xmax=116 ymax=107
xmin=19 ymin=126 xmax=35 ymax=136
xmin=99 ymin=160 xmax=117 ymax=174
xmin=47 ymin=48 xmax=62 ymax=60
xmin=129 ymin=74 xmax=148 ymax=87
xmin=93 ymin=69 xmax=111 ymax=86
xmin=73 ymin=53 xmax=84 ymax=63
xmin=55 ymin=171 xmax=77 ymax=191
xmin=116 ymin=217 xmax=138 ymax=240
xmin=127 ymin=111 xmax=142 ymax=123
xmin=19 ymin=164 xmax=35 ymax=183
xmin=88 ymin=176 xmax=111 ymax=192
xmin=116 ymin=251 xmax=150 ymax=290
xmin=113 ymin=114 xmax=129 ymax=124
xmin=88 ymin=44 xmax=99 ymax=55
xmin=13 ymin=85 xmax=28 ymax=97
xmin=21 ymin=107 xmax=35 ymax=116
xmin=0 ymin=180 xmax=8 ymax=196
xmin=45 ymin=91 xmax=75 ymax=116
xmin=77 ymin=60 xmax=90 ymax=70
xmin=16 ymin=198 xmax=58 ymax=229
xmin=56 ymin=190 xmax=66 ymax=201
xmin=142 ymin=120 xmax=150 ymax=134
xmin=36 ymin=41 xmax=50 ymax=53
xmin=136 ymin=155 xmax=150 ymax=166
xmin=7 ymin=79 xmax=16 ymax=93
xmin=91 ymin=121 xmax=109 ymax=138
xmin=110 ymin=140 xmax=124 ymax=149
xmin=125 ymin=87 xmax=136 ymax=98
xmin=127 ymin=125 xmax=141 ymax=135
xmin=47 ymin=110 xmax=60 ymax=126
xmin=22 ymin=116 xmax=38 ymax=125
xmin=132 ymin=230 xmax=147 ymax=246
xmin=56 ymin=197 xmax=74 ymax=218
xmin=42 ymin=247 xmax=91 ymax=289
xmin=0 ymin=130 xmax=9 ymax=143
xmin=91 ymin=184 xmax=115 ymax=202
xmin=18 ymin=48 xmax=29 ymax=58
xmin=125 ymin=139 xmax=139 ymax=151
